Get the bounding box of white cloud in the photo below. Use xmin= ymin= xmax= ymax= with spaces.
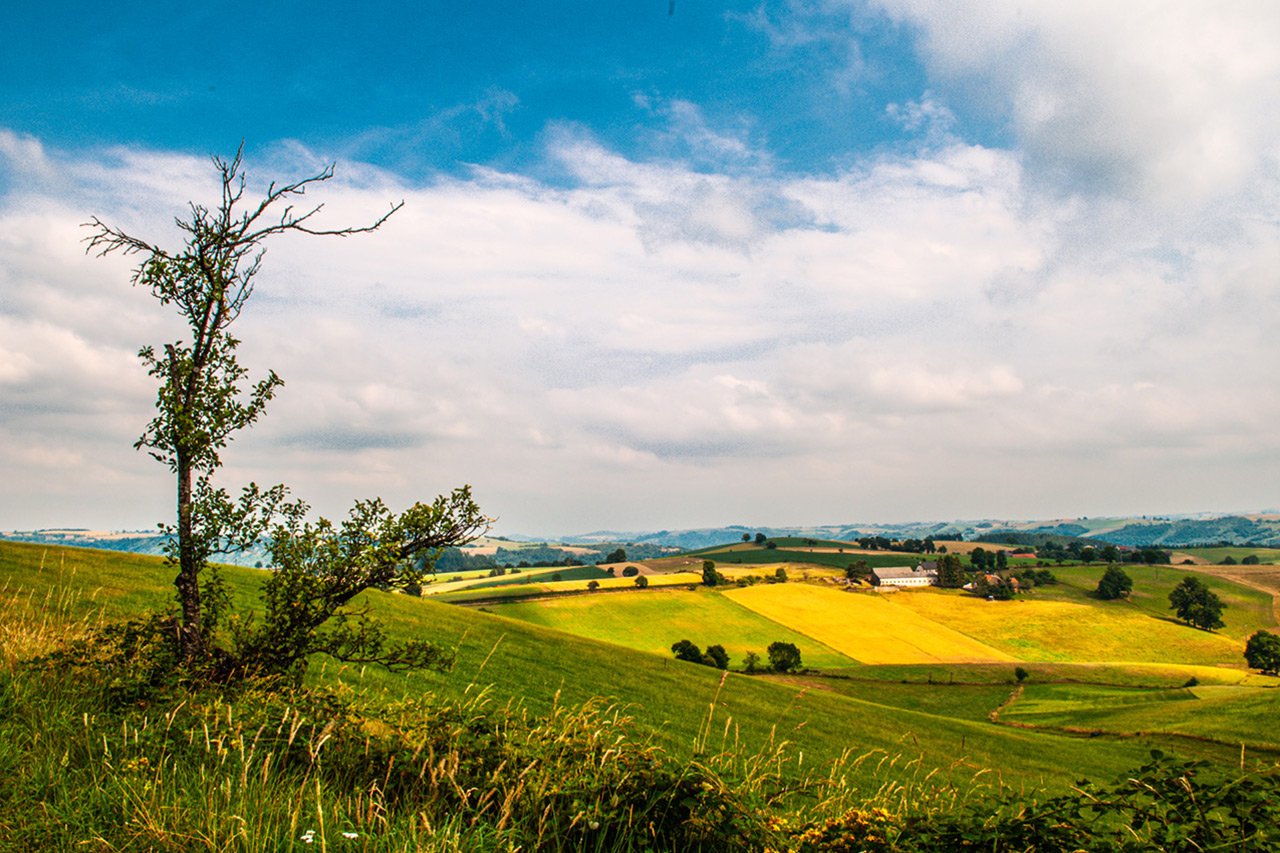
xmin=861 ymin=0 xmax=1280 ymax=209
xmin=2 ymin=97 xmax=1279 ymax=532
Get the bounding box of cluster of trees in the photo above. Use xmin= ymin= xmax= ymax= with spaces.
xmin=1012 ymin=568 xmax=1058 ymax=587
xmin=968 ymin=547 xmax=1008 ymax=571
xmin=973 ymin=573 xmax=1018 ymax=600
xmin=670 ymin=640 xmax=803 ymax=673
xmin=935 ymin=554 xmax=966 ymax=588
xmin=670 ymin=639 xmax=729 ymax=670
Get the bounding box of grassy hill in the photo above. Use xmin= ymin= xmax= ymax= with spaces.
xmin=2 ymin=540 xmax=1280 ymax=845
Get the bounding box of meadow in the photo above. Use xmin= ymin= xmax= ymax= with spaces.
xmin=4 ymin=539 xmax=1280 ymax=851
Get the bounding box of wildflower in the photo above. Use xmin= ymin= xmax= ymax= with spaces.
xmin=588 ymin=820 xmax=600 ymax=831
xmin=342 ymin=832 xmax=358 ymax=839
xmin=301 ymin=829 xmax=315 ymax=844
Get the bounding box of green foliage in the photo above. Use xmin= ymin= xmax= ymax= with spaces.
xmin=634 ymin=575 xmax=649 ymax=589
xmin=671 ymin=639 xmax=704 ymax=664
xmin=935 ymin=554 xmax=965 ymax=588
xmin=1095 ymin=565 xmax=1133 ymax=600
xmin=743 ymin=651 xmax=760 ymax=673
xmin=1242 ymin=554 xmax=1261 ymax=565
xmin=845 ymin=559 xmax=871 ymax=581
xmin=226 ymin=488 xmax=487 ymax=680
xmin=604 ymin=547 xmax=628 ymax=564
xmin=1244 ymin=630 xmax=1280 ymax=674
xmin=705 ymin=644 xmax=730 ymax=670
xmin=774 ymin=567 xmax=787 ymax=582
xmin=1169 ymin=576 xmax=1226 ymax=631
xmin=767 ymin=641 xmax=802 ymax=673
xmin=703 ymin=560 xmax=719 ymax=586
xmin=1014 ymin=666 xmax=1029 ymax=683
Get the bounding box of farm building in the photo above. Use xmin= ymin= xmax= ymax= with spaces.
xmin=871 ymin=563 xmax=937 ymax=587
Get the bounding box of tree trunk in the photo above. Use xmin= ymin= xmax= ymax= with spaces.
xmin=174 ymin=453 xmax=203 ymax=657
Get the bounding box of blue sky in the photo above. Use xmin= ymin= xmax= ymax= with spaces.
xmin=3 ymin=2 xmax=1280 ymax=535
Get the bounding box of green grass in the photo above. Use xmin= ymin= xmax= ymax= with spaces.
xmin=5 ymin=539 xmax=1279 ymax=803
xmin=1001 ymin=682 xmax=1280 ymax=754
xmin=4 ymin=539 xmax=1247 ymax=793
xmin=769 ymin=677 xmax=1013 ymax=723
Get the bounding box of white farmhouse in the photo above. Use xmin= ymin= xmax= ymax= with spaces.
xmin=871 ymin=562 xmax=938 ymax=588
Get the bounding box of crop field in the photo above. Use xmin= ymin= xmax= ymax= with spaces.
xmin=724 ymin=584 xmax=1019 ymax=665
xmin=487 ymin=587 xmax=856 ymax=670
xmin=1171 ymin=546 xmax=1280 ymax=565
xmin=1001 ymin=683 xmax=1280 ymax=753
xmin=887 ymin=588 xmax=1248 ymax=666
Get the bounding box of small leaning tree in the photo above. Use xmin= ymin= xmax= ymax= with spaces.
xmin=87 ymin=148 xmax=486 ymax=676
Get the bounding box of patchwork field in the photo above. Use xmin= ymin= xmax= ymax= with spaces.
xmin=887 ymin=589 xmax=1247 ymax=666
xmin=488 ymin=587 xmax=856 ymax=670
xmin=723 ymin=584 xmax=1019 ymax=665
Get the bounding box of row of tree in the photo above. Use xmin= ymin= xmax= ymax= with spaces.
xmin=670 ymin=640 xmax=802 ymax=673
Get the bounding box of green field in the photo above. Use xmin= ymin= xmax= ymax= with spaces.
xmin=1001 ymin=682 xmax=1280 ymax=753
xmin=6 ymin=539 xmax=1270 ymax=792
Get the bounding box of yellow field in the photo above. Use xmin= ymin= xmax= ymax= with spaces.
xmin=723 ymin=583 xmax=1019 ymax=665
xmin=888 ymin=592 xmax=1246 ymax=666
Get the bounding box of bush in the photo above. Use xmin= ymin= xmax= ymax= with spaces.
xmin=1242 ymin=554 xmax=1261 ymax=565
xmin=1096 ymin=565 xmax=1133 ymax=600
xmin=767 ymin=641 xmax=802 ymax=673
xmin=622 ymin=566 xmax=639 ymax=578
xmin=634 ymin=575 xmax=649 ymax=589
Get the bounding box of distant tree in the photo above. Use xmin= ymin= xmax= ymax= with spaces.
xmin=937 ymin=545 xmax=947 ymax=554
xmin=845 ymin=559 xmax=871 ymax=582
xmin=604 ymin=548 xmax=627 ymax=564
xmin=1014 ymin=666 xmax=1029 ymax=683
xmin=702 ymin=560 xmax=719 ymax=587
xmin=767 ymin=641 xmax=802 ymax=673
xmin=1080 ymin=547 xmax=1096 ymax=564
xmin=622 ymin=566 xmax=639 ymax=578
xmin=774 ymin=567 xmax=787 ymax=582
xmin=671 ymin=639 xmax=703 ymax=664
xmin=1242 ymin=554 xmax=1261 ymax=565
xmin=743 ymin=651 xmax=761 ymax=673
xmin=1222 ymin=555 xmax=1238 ymax=566
xmin=974 ymin=574 xmax=1015 ymax=600
xmin=765 ymin=540 xmax=778 ymax=550
xmin=551 ymin=573 xmax=562 ymax=582
xmin=1244 ymin=630 xmax=1280 ymax=674
xmin=1096 ymin=566 xmax=1133 ymax=600
xmin=754 ymin=533 xmax=767 ymax=545
xmin=923 ymin=536 xmax=936 ymax=554
xmin=587 ymin=580 xmax=600 ymax=591
xmin=634 ymin=575 xmax=648 ymax=589
xmin=995 ymin=549 xmax=1008 ymax=571
xmin=741 ymin=533 xmax=751 ymax=542
xmin=1099 ymin=544 xmax=1120 ymax=563
xmin=704 ymin=644 xmax=730 ymax=670
xmin=936 ymin=554 xmax=966 ymax=588
xmin=1169 ymin=576 xmax=1225 ymax=631
xmin=970 ymin=547 xmax=989 ymax=571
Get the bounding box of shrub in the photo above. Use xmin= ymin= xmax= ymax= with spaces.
xmin=622 ymin=566 xmax=639 ymax=577
xmin=767 ymin=641 xmax=802 ymax=673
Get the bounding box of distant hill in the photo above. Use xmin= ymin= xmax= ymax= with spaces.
xmin=10 ymin=512 xmax=1280 ymax=557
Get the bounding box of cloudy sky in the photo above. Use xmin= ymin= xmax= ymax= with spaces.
xmin=2 ymin=1 xmax=1279 ymax=536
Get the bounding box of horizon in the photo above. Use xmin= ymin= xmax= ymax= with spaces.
xmin=3 ymin=3 xmax=1279 ymax=533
